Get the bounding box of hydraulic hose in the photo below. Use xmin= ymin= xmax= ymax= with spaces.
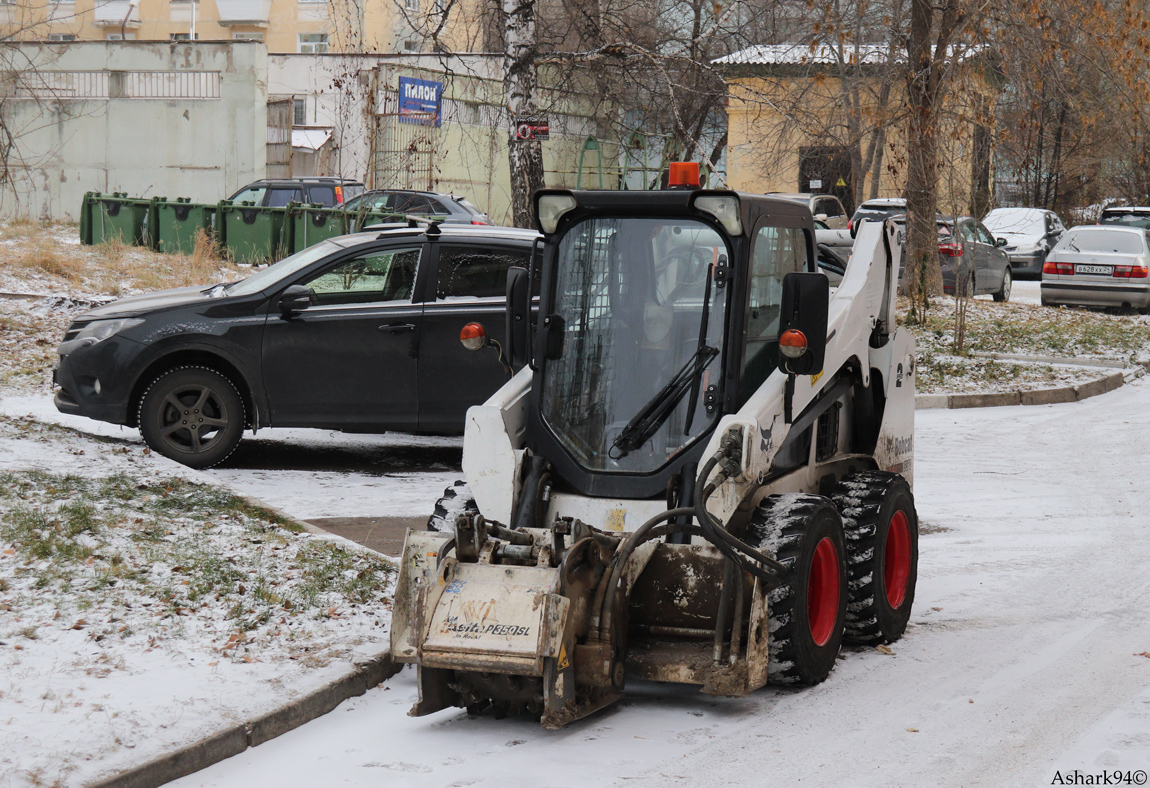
xmin=693 ymin=454 xmax=789 ymax=580
xmin=588 ymin=508 xmax=700 ymax=640
xmin=594 ymin=520 xmax=706 ymax=646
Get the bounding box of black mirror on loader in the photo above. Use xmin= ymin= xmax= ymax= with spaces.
xmin=778 ymin=272 xmax=830 ymax=376
xmin=505 ymin=266 xmax=531 ymax=369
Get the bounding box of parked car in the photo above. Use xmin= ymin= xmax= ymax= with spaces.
xmin=1098 ymin=206 xmax=1150 ymax=230
xmin=769 ymin=193 xmax=850 ymax=229
xmin=981 ymin=207 xmax=1065 ymax=278
xmin=53 ymin=224 xmax=539 ymax=467
xmin=227 ymin=178 xmax=364 ymax=208
xmin=849 ymin=197 xmax=906 ymax=235
xmin=891 ymin=215 xmax=1012 ymax=301
xmin=1040 ymin=225 xmax=1150 ymax=311
xmin=342 ymin=190 xmax=491 ymax=225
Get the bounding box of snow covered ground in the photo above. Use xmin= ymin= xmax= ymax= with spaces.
xmin=0 ymin=394 xmax=463 ymax=520
xmin=167 ymin=378 xmax=1150 ymax=788
xmin=1012 ymin=278 xmax=1041 ymax=305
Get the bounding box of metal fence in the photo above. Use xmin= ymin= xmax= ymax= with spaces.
xmin=266 ymin=98 xmax=293 ymax=180
xmin=371 ymin=86 xmax=436 ymax=191
xmin=2 ymin=70 xmax=221 ymax=100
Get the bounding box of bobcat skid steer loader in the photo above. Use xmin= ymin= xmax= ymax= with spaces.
xmin=391 ymin=165 xmax=918 ymax=729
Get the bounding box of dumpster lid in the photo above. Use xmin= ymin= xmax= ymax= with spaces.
xmin=292 ymin=128 xmax=333 ymax=151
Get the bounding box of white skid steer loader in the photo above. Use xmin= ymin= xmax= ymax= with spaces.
xmin=392 ymin=166 xmax=918 ymax=729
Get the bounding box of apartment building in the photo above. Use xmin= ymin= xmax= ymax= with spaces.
xmin=0 ymin=0 xmax=483 ymax=54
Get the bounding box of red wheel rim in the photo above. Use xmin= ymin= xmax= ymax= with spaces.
xmin=884 ymin=510 xmax=912 ymax=609
xmin=807 ymin=537 xmax=840 ymax=647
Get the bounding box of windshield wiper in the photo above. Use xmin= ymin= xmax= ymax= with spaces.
xmin=683 ymin=255 xmax=718 ymax=434
xmin=609 ymin=344 xmax=719 ymax=459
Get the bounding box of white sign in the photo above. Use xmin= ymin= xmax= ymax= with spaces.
xmin=809 ymin=179 xmax=823 ymax=189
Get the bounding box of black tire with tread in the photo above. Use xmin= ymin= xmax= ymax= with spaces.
xmin=749 ymin=493 xmax=848 ymax=686
xmin=831 ymin=471 xmax=919 ymax=645
xmin=137 ymin=366 xmax=245 ymax=469
xmin=428 ymin=480 xmax=478 ymax=531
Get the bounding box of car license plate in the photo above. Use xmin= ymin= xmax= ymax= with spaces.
xmin=1076 ymin=264 xmax=1112 ymax=275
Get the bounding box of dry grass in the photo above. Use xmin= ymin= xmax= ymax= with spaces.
xmin=0 ymin=222 xmax=243 ymax=297
xmin=15 ymin=241 xmax=84 ymax=282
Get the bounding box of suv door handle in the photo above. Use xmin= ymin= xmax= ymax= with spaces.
xmin=379 ymin=323 xmax=416 ymax=334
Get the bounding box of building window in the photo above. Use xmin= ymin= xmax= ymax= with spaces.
xmin=232 ymin=32 xmax=264 ymax=41
xmin=170 ymin=33 xmax=199 ymax=41
xmin=402 ymin=38 xmax=420 ymax=52
xmin=105 ymin=32 xmax=137 ymax=40
xmin=405 ymin=0 xmax=418 ymax=9
xmin=48 ymin=33 xmax=78 ymax=41
xmin=298 ymin=33 xmax=328 ymax=53
xmin=292 ymin=97 xmax=306 ymax=126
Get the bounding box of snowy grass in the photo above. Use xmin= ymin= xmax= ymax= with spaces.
xmin=0 ymin=411 xmax=398 ymax=786
xmin=906 ymin=296 xmax=1150 ymax=394
xmin=0 ymin=463 xmax=393 ymax=665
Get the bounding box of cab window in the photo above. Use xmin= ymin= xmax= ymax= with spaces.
xmin=740 ymin=224 xmax=808 ymax=405
xmin=303 ymin=247 xmax=421 ymax=305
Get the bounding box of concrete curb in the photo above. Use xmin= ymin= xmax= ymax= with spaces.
xmin=917 ymin=369 xmax=1133 ymax=410
xmin=967 ymin=350 xmax=1132 ymax=369
xmin=86 ymin=651 xmax=403 ymax=788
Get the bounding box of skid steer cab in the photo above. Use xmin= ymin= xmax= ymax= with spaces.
xmin=392 ymin=163 xmax=919 ymax=729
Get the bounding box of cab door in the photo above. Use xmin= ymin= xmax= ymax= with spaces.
xmin=416 ymin=241 xmax=533 ymax=433
xmin=261 ymin=243 xmax=426 ymax=429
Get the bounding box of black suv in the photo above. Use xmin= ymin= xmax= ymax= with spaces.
xmin=53 ymin=225 xmax=539 ymax=467
xmin=227 ymin=178 xmax=364 ymax=208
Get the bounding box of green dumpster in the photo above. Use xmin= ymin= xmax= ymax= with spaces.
xmin=287 ymin=203 xmax=350 ymax=254
xmin=79 ymin=192 xmax=95 ymax=245
xmin=217 ymin=200 xmax=289 ymax=265
xmin=152 ymin=198 xmax=216 ymax=255
xmin=87 ymin=192 xmax=154 ymax=246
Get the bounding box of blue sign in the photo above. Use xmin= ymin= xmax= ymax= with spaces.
xmin=398 ymin=76 xmax=442 ymax=127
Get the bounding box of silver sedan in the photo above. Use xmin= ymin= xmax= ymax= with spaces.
xmin=1040 ymin=225 xmax=1150 ymax=311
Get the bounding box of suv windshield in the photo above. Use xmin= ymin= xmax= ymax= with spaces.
xmin=541 ymin=217 xmax=729 ymax=473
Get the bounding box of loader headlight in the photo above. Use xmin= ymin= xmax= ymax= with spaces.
xmin=692 ymin=194 xmax=742 ymax=236
xmin=73 ymin=318 xmax=144 ymax=345
xmin=536 ymin=193 xmax=578 ymax=235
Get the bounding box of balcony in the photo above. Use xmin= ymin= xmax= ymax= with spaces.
xmin=214 ymin=0 xmax=272 ymax=26
xmin=93 ymin=0 xmax=140 ymax=27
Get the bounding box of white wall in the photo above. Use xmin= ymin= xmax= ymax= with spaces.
xmin=0 ymin=41 xmax=268 ymax=221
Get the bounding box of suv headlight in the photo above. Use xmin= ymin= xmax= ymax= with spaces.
xmin=74 ymin=318 xmax=144 ymax=345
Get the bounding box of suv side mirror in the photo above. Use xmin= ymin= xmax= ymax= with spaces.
xmin=278 ymin=284 xmax=313 ymax=316
xmin=778 ymin=272 xmax=830 ymax=376
xmin=505 ymin=266 xmax=531 ymax=368
xmin=995 ymin=237 xmax=1008 ymax=248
